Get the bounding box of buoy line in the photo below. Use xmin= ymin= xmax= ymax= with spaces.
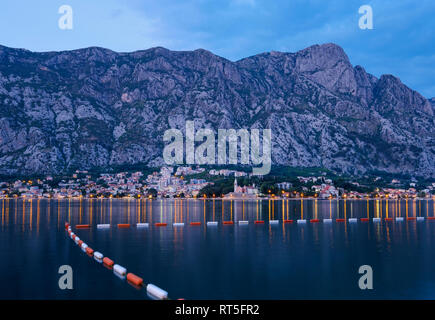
xmin=65 ymin=222 xmax=170 ymax=300
xmin=71 ymin=216 xmax=434 ymax=232
xmin=65 ymin=215 xmax=432 ymax=299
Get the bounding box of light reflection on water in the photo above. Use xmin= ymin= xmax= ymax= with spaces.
xmin=0 ymin=198 xmax=435 ymax=299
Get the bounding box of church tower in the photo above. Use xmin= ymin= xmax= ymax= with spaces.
xmin=234 ymin=178 xmax=238 ymax=193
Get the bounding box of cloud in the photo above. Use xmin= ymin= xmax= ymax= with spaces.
xmin=0 ymin=0 xmax=433 ymax=96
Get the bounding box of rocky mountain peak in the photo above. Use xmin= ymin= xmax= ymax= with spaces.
xmin=0 ymin=43 xmax=433 ymax=177
xmin=295 ymin=43 xmax=351 ymax=71
xmin=374 ymin=74 xmax=433 ymax=117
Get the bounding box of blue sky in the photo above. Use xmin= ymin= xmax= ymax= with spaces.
xmin=0 ymin=0 xmax=434 ymax=97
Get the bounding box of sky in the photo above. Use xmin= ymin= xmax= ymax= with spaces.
xmin=0 ymin=0 xmax=434 ymax=98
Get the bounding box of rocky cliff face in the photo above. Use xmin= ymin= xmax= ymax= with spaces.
xmin=0 ymin=43 xmax=433 ymax=177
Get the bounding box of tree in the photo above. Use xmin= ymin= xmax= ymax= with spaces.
xmin=260 ymin=182 xmax=277 ymax=195
xmin=417 ymin=191 xmax=426 ymax=198
xmin=147 ymin=188 xmax=158 ymax=198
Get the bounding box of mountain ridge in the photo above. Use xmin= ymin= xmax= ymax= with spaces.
xmin=0 ymin=43 xmax=433 ymax=177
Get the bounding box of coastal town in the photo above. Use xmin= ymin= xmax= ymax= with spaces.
xmin=0 ymin=166 xmax=434 ymax=200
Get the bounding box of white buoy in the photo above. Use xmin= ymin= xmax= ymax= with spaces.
xmin=70 ymin=232 xmax=75 ymax=239
xmin=81 ymin=243 xmax=88 ymax=251
xmin=146 ymin=284 xmax=168 ymax=300
xmin=207 ymin=221 xmax=218 ymax=226
xmin=74 ymin=236 xmax=80 ymax=244
xmin=323 ymin=219 xmax=332 ymax=223
xmin=97 ymin=224 xmax=110 ymax=229
xmin=396 ymin=217 xmax=404 ymax=222
xmin=173 ymin=222 xmax=185 ymax=227
xmin=269 ymin=220 xmax=279 ymax=224
xmin=137 ymin=223 xmax=149 ymax=228
xmin=297 ymin=219 xmax=307 ymax=224
xmin=238 ymin=221 xmax=249 ymax=225
xmin=113 ymin=264 xmax=127 ymax=277
xmin=113 ymin=272 xmax=125 ymax=280
xmin=348 ymin=218 xmax=358 ymax=223
xmin=94 ymin=251 xmax=103 ymax=262
xmin=373 ymin=218 xmax=381 ymax=222
xmin=417 ymin=217 xmax=424 ymax=221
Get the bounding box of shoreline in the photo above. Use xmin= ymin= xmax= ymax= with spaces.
xmin=1 ymin=196 xmax=433 ymax=201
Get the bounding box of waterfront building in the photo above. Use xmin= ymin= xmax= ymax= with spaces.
xmin=277 ymin=182 xmax=293 ymax=190
xmin=224 ymin=178 xmax=258 ymax=198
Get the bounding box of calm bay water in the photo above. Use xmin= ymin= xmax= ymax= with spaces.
xmin=1 ymin=197 xmax=435 ymax=299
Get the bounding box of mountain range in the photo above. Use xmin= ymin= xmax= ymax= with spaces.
xmin=0 ymin=43 xmax=433 ymax=177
